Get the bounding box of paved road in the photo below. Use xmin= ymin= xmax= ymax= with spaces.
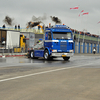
xmin=0 ymin=55 xmax=100 ymax=100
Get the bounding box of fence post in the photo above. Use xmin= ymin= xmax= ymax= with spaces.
xmin=8 ymin=45 xmax=9 ymax=53
xmin=2 ymin=48 xmax=4 ymax=56
xmin=12 ymin=45 xmax=13 ymax=55
xmin=16 ymin=44 xmax=17 ymax=53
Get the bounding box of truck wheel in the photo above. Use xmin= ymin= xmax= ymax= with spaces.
xmin=63 ymin=57 xmax=70 ymax=61
xmin=44 ymin=50 xmax=50 ymax=60
xmin=31 ymin=51 xmax=34 ymax=59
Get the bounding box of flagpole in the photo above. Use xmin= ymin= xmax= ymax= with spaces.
xmin=86 ymin=15 xmax=88 ymax=32
xmin=81 ymin=14 xmax=83 ymax=31
xmin=70 ymin=6 xmax=79 ymax=33
xmin=79 ymin=10 xmax=84 ymax=33
xmin=82 ymin=12 xmax=89 ymax=33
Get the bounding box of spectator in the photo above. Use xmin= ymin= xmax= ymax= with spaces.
xmin=1 ymin=36 xmax=5 ymax=42
xmin=2 ymin=24 xmax=5 ymax=28
xmin=38 ymin=25 xmax=40 ymax=30
xmin=15 ymin=25 xmax=17 ymax=29
xmin=42 ymin=25 xmax=44 ymax=29
xmin=18 ymin=24 xmax=20 ymax=29
xmin=93 ymin=47 xmax=96 ymax=54
xmin=37 ymin=40 xmax=40 ymax=43
xmin=1 ymin=36 xmax=5 ymax=45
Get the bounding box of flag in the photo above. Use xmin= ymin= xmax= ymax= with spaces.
xmin=97 ymin=21 xmax=100 ymax=24
xmin=79 ymin=10 xmax=84 ymax=16
xmin=70 ymin=7 xmax=79 ymax=10
xmin=80 ymin=10 xmax=84 ymax=13
xmin=79 ymin=14 xmax=81 ymax=17
xmin=82 ymin=12 xmax=89 ymax=15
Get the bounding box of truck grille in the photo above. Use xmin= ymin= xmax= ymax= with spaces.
xmin=60 ymin=42 xmax=67 ymax=51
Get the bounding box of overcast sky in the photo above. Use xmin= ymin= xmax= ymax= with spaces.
xmin=0 ymin=0 xmax=100 ymax=35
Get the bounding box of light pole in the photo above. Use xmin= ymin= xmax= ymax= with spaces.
xmin=83 ymin=29 xmax=87 ymax=53
xmin=83 ymin=29 xmax=87 ymax=42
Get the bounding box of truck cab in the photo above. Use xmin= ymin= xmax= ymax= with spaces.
xmin=28 ymin=25 xmax=74 ymax=60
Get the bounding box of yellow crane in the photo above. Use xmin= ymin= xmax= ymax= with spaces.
xmin=14 ymin=34 xmax=26 ymax=52
xmin=26 ymin=22 xmax=44 ymax=32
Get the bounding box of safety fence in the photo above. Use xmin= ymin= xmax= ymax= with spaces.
xmin=0 ymin=44 xmax=27 ymax=53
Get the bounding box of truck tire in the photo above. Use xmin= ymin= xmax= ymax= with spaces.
xmin=44 ymin=50 xmax=50 ymax=60
xmin=63 ymin=57 xmax=70 ymax=61
xmin=31 ymin=51 xmax=34 ymax=59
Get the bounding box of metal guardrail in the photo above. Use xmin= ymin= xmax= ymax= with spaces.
xmin=0 ymin=27 xmax=44 ymax=34
xmin=74 ymin=33 xmax=99 ymax=42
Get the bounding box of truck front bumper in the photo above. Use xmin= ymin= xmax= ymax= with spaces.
xmin=51 ymin=52 xmax=74 ymax=57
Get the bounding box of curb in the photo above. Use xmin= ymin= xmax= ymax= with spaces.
xmin=0 ymin=55 xmax=25 ymax=58
xmin=0 ymin=53 xmax=27 ymax=58
xmin=5 ymin=55 xmax=25 ymax=57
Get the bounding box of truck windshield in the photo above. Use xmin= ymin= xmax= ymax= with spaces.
xmin=53 ymin=32 xmax=71 ymax=39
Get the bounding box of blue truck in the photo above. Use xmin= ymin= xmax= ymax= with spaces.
xmin=28 ymin=25 xmax=74 ymax=60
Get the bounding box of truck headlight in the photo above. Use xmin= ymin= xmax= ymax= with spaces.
xmin=52 ymin=50 xmax=57 ymax=52
xmin=69 ymin=50 xmax=73 ymax=53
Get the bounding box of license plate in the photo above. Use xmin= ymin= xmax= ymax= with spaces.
xmin=62 ymin=55 xmax=66 ymax=57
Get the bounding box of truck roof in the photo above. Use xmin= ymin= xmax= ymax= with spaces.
xmin=45 ymin=25 xmax=72 ymax=32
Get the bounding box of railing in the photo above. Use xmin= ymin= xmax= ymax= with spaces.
xmin=74 ymin=33 xmax=100 ymax=42
xmin=0 ymin=27 xmax=44 ymax=34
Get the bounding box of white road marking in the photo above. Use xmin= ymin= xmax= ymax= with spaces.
xmin=0 ymin=63 xmax=35 ymax=68
xmin=0 ymin=63 xmax=94 ymax=83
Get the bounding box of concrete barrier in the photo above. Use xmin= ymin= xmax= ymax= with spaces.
xmin=0 ymin=53 xmax=27 ymax=57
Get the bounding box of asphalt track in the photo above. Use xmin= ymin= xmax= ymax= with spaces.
xmin=0 ymin=54 xmax=100 ymax=100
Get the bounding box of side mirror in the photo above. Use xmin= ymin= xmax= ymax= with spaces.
xmin=74 ymin=35 xmax=76 ymax=40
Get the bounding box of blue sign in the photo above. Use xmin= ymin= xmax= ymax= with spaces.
xmin=54 ymin=25 xmax=67 ymax=28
